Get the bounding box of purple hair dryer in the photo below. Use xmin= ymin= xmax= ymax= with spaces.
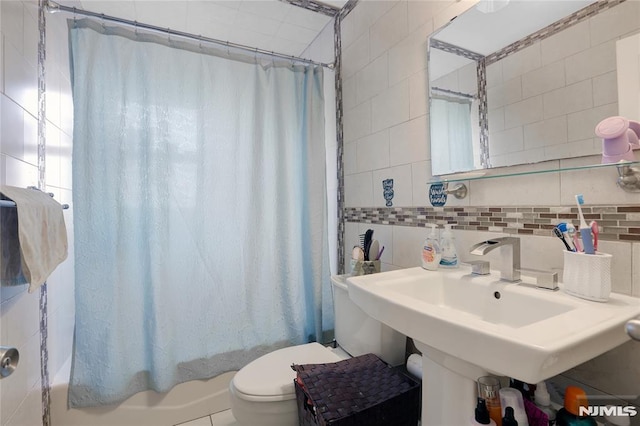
xmin=596 ymin=116 xmax=640 ymax=164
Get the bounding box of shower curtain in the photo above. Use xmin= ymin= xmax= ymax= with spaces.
xmin=431 ymin=97 xmax=474 ymax=173
xmin=68 ymin=19 xmax=330 ymax=408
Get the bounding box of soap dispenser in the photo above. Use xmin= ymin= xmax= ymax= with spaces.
xmin=439 ymin=224 xmax=459 ymax=268
xmin=422 ymin=224 xmax=441 ymax=271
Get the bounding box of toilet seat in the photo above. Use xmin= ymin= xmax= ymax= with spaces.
xmin=229 ymin=275 xmax=407 ymax=426
xmin=231 ymin=342 xmax=343 ymax=403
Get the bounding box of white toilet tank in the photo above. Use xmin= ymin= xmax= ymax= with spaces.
xmin=331 ymin=275 xmax=406 ymax=366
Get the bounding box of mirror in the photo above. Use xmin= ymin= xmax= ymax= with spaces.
xmin=428 ymin=0 xmax=640 ymax=176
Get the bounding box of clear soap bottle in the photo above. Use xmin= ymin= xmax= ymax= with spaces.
xmin=422 ymin=224 xmax=441 ymax=271
xmin=439 ymin=224 xmax=458 ymax=268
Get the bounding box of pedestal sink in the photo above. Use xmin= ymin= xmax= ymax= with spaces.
xmin=347 ymin=266 xmax=640 ymax=426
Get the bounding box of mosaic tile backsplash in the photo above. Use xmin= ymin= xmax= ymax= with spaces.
xmin=345 ymin=205 xmax=640 ymax=242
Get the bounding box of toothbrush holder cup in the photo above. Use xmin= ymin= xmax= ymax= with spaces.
xmin=350 ymin=260 xmax=381 ymax=276
xmin=562 ymin=251 xmax=612 ymax=302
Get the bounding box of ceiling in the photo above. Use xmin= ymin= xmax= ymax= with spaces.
xmin=54 ymin=0 xmax=347 ymax=58
xmin=435 ymin=0 xmax=594 ymax=56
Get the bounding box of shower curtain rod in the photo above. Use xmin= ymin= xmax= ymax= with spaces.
xmin=431 ymin=86 xmax=476 ymax=99
xmin=46 ymin=0 xmax=335 ymax=69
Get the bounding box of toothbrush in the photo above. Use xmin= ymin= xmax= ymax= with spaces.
xmin=553 ymin=227 xmax=573 ymax=251
xmin=567 ymin=223 xmax=581 ymax=252
xmin=558 ymin=222 xmax=578 ymax=251
xmin=556 ymin=223 xmax=573 ymax=249
xmin=575 ymin=195 xmax=595 ymax=254
xmin=590 ymin=221 xmax=599 ymax=252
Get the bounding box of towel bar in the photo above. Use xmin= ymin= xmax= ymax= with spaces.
xmin=1 ymin=186 xmax=69 ymax=209
xmin=0 ymin=199 xmax=69 ymax=209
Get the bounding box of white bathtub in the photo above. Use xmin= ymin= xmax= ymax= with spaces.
xmin=50 ymin=358 xmax=235 ymax=426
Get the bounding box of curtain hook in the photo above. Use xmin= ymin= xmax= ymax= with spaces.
xmin=226 ymin=41 xmax=230 ymax=56
xmin=271 ymin=51 xmax=275 ymax=67
xmin=100 ymin=13 xmax=105 ymax=28
xmin=198 ymin=34 xmax=203 ymax=50
xmin=254 ymin=47 xmax=258 ymax=62
xmin=134 ymin=20 xmax=138 ymax=36
xmin=166 ymin=28 xmax=172 ymax=43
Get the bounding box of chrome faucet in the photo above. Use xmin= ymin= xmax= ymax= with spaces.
xmin=469 ymin=237 xmax=521 ymax=282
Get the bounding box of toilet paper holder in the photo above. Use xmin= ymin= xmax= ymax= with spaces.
xmin=0 ymin=346 xmax=19 ymax=379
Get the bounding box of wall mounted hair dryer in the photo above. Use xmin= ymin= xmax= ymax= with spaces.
xmin=595 ymin=116 xmax=640 ymax=164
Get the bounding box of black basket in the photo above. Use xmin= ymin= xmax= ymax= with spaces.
xmin=292 ymin=353 xmax=420 ymax=426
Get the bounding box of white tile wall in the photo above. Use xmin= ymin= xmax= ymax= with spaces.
xmin=540 ymin=20 xmax=590 ymax=66
xmin=504 ymin=95 xmax=543 ymax=128
xmin=589 ymin=0 xmax=640 ymax=47
xmin=342 ymin=73 xmax=357 ymax=110
xmin=408 ymin=69 xmax=428 ymax=119
xmin=356 ymin=52 xmax=388 ymax=103
xmin=489 ymin=126 xmax=524 ymax=156
xmin=592 ymin=71 xmax=618 ymax=107
xmin=565 ymin=40 xmax=616 ymax=86
xmin=388 ymin=20 xmax=432 ymax=87
xmin=343 ymin=141 xmax=357 ymax=176
xmin=342 ymin=31 xmax=369 ymax=79
xmin=1 ymin=2 xmax=74 ymax=426
xmin=389 ymin=116 xmax=429 ymax=167
xmin=344 ymin=172 xmax=374 ymax=207
xmin=567 ymin=103 xmax=617 ymax=142
xmin=487 ymin=76 xmax=522 ymax=109
xmin=343 ymin=99 xmax=371 ymax=142
xmin=44 ymin=0 xmax=75 ymax=385
xmin=524 ymin=116 xmax=567 ymax=150
xmin=521 ymin=60 xmax=565 ymax=99
xmin=544 ymin=79 xmax=594 ymax=119
xmin=356 ymin=129 xmax=390 ymax=172
xmin=368 ymin=1 xmax=407 ymax=60
xmin=501 ymin=44 xmax=541 ymax=82
xmin=371 ymin=79 xmax=410 ymax=133
xmin=341 ymin=0 xmax=640 ymax=403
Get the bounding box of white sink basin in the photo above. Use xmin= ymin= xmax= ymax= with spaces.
xmin=347 ymin=266 xmax=640 ymax=384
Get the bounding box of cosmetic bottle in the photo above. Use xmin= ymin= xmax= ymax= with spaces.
xmin=471 ymin=397 xmax=497 ymax=426
xmin=534 ymin=381 xmax=557 ymax=425
xmin=556 ymin=386 xmax=596 ymax=426
xmin=502 ymin=407 xmax=519 ymax=426
xmin=478 ymin=376 xmax=503 ymax=426
xmin=499 ymin=388 xmax=529 ymax=426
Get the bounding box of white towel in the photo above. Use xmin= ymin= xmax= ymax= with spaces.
xmin=0 ymin=186 xmax=68 ymax=293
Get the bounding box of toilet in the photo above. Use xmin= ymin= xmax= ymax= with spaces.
xmin=229 ymin=274 xmax=407 ymax=426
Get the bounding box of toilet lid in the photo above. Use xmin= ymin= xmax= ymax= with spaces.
xmin=232 ymin=342 xmax=342 ymax=401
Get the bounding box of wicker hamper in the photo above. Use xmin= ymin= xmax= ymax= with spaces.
xmin=292 ymin=353 xmax=420 ymax=426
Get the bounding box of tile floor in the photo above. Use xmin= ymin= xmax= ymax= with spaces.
xmin=175 ymin=409 xmax=238 ymax=426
